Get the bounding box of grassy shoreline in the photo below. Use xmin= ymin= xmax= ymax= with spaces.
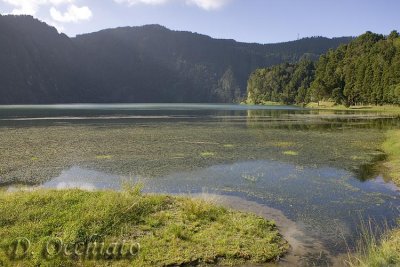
xmin=0 ymin=188 xmax=288 ymax=266
xmin=243 ymin=100 xmax=400 ymax=113
xmin=347 ymin=130 xmax=400 ymax=267
xmin=306 ymin=102 xmax=400 ymax=113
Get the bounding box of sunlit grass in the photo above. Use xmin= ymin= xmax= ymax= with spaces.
xmin=346 ymin=221 xmax=400 ymax=267
xmin=0 ymin=188 xmax=288 ymax=266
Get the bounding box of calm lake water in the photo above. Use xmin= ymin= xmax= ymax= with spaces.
xmin=1 ymin=104 xmax=399 ymax=265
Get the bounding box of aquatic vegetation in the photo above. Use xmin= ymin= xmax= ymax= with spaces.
xmin=283 ymin=151 xmax=299 ymax=156
xmin=0 ymin=188 xmax=288 ymax=266
xmin=345 ymin=130 xmax=400 ymax=266
xmin=241 ymin=173 xmax=261 ymax=182
xmin=0 ymin=111 xmax=394 ymax=185
xmin=331 ymin=179 xmax=360 ymax=192
xmin=0 ymin=107 xmax=399 ymax=265
xmin=274 ymin=141 xmax=295 ymax=148
xmin=351 ymin=156 xmax=365 ymax=161
xmin=223 ymin=144 xmax=235 ymax=148
xmin=200 ymin=152 xmax=216 ymax=158
xmin=95 ymin=155 xmax=113 ymax=160
xmin=382 ymin=130 xmax=400 ymax=186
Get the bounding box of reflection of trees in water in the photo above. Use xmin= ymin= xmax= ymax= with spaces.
xmin=355 ymin=153 xmax=388 ymax=181
xmin=244 ymin=109 xmax=399 ymax=183
xmin=245 ymin=109 xmax=400 ymax=130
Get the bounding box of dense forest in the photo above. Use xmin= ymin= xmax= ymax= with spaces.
xmin=246 ymin=31 xmax=400 ymax=106
xmin=0 ymin=15 xmax=352 ymax=104
xmin=246 ymin=59 xmax=316 ymax=104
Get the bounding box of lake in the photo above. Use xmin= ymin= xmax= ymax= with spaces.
xmin=0 ymin=104 xmax=399 ymax=266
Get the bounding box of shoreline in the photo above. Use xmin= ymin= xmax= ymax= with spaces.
xmin=346 ymin=129 xmax=400 ymax=266
xmin=242 ymin=101 xmax=400 ymax=114
xmin=191 ymin=193 xmax=340 ymax=266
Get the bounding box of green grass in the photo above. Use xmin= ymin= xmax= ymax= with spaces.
xmin=0 ymin=188 xmax=288 ymax=266
xmin=346 ymin=222 xmax=400 ymax=267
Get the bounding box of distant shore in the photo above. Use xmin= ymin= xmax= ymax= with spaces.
xmin=242 ymin=100 xmax=400 ymax=114
xmin=305 ymin=101 xmax=400 ymax=113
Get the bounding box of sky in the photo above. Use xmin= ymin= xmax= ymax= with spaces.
xmin=0 ymin=0 xmax=399 ymax=43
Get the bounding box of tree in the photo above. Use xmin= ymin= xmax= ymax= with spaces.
xmin=246 ymin=59 xmax=315 ymax=104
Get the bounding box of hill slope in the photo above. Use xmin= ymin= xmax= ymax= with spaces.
xmin=0 ymin=15 xmax=353 ymax=104
xmin=246 ymin=31 xmax=400 ymax=106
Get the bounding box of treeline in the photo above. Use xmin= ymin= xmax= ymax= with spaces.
xmin=246 ymin=31 xmax=400 ymax=106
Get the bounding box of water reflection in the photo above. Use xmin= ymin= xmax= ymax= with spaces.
xmin=1 ymin=104 xmax=399 ymax=264
xmin=43 ymin=167 xmax=123 ymax=190
xmin=246 ymin=109 xmax=400 ymax=131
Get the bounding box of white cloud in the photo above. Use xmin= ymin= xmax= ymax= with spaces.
xmin=114 ymin=0 xmax=168 ymax=6
xmin=1 ymin=0 xmax=92 ymax=30
xmin=114 ymin=0 xmax=230 ymax=10
xmin=1 ymin=0 xmax=74 ymax=15
xmin=50 ymin=4 xmax=92 ymax=22
xmin=186 ymin=0 xmax=229 ymax=10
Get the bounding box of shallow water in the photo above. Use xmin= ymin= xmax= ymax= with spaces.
xmin=1 ymin=104 xmax=400 ymax=266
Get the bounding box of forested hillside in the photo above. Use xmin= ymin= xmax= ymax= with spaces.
xmin=247 ymin=59 xmax=316 ymax=104
xmin=246 ymin=31 xmax=400 ymax=106
xmin=0 ymin=15 xmax=352 ymax=104
xmin=0 ymin=15 xmax=79 ymax=103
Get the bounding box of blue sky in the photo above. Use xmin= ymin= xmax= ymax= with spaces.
xmin=0 ymin=0 xmax=399 ymax=43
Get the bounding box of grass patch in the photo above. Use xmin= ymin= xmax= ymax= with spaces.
xmin=0 ymin=188 xmax=288 ymax=266
xmin=346 ymin=222 xmax=400 ymax=267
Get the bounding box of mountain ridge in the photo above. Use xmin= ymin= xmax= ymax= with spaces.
xmin=0 ymin=15 xmax=353 ymax=104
